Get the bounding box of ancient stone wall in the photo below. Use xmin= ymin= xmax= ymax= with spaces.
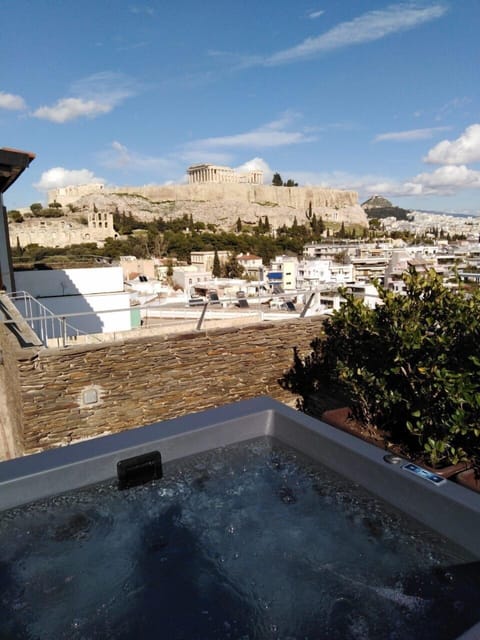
xmin=8 ymin=211 xmax=115 ymax=249
xmin=14 ymin=318 xmax=323 ymax=455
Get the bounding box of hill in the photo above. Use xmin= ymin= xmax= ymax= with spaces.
xmin=361 ymin=195 xmax=410 ymax=221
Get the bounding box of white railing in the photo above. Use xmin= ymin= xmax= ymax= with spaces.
xmin=5 ymin=291 xmax=99 ymax=348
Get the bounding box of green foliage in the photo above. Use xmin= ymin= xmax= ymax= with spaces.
xmin=366 ymin=206 xmax=409 ymax=220
xmin=272 ymin=172 xmax=283 ymax=186
xmin=281 ymin=268 xmax=480 ymax=468
xmin=222 ymin=253 xmax=244 ymax=279
xmin=37 ymin=207 xmax=65 ymax=218
xmin=8 ymin=210 xmax=24 ymax=222
xmin=30 ymin=202 xmax=43 ymax=214
xmin=212 ymin=249 xmax=221 ymax=277
xmin=284 ymin=179 xmax=298 ymax=187
xmin=48 ymin=201 xmax=63 ymax=209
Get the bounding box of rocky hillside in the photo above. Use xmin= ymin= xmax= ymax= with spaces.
xmin=72 ymin=192 xmax=368 ymax=230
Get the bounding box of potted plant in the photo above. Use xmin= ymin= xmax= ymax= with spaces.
xmin=280 ymin=268 xmax=480 ymax=487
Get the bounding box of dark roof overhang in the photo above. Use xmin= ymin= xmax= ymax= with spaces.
xmin=0 ymin=147 xmax=36 ymax=194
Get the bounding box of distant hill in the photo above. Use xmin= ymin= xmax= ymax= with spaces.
xmin=361 ymin=195 xmax=410 ymax=221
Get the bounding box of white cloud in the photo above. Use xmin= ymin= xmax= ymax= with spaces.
xmin=184 ymin=115 xmax=315 ymax=155
xmin=424 ymin=124 xmax=480 ymax=165
xmin=288 ymin=165 xmax=480 ymax=199
xmin=32 ymin=72 xmax=137 ymax=123
xmin=33 ymin=98 xmax=112 ymax=123
xmin=129 ymin=5 xmax=155 ymax=15
xmin=34 ymin=167 xmax=105 ymax=191
xmin=410 ymin=165 xmax=480 ymax=194
xmin=235 ymin=157 xmax=273 ymax=181
xmin=263 ymin=3 xmax=447 ymax=66
xmin=374 ymin=126 xmax=450 ymax=142
xmin=100 ymin=140 xmax=172 ymax=172
xmin=0 ymin=91 xmax=26 ymax=110
xmin=180 ymin=149 xmax=234 ymax=166
xmin=308 ymin=10 xmax=325 ymax=20
xmin=435 ymin=96 xmax=471 ymax=121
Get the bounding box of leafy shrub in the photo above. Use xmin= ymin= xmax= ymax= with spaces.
xmin=280 ymin=268 xmax=480 ymax=468
xmin=8 ymin=210 xmax=24 ymax=223
xmin=34 ymin=207 xmax=64 ymax=218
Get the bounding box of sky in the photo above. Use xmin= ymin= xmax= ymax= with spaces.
xmin=2 ymin=0 xmax=480 ymax=213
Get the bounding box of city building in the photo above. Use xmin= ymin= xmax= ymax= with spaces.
xmin=266 ymin=256 xmax=299 ymax=292
xmin=237 ymin=254 xmax=263 ymax=279
xmin=296 ymin=259 xmax=354 ymax=289
xmin=190 ymin=251 xmax=230 ymax=272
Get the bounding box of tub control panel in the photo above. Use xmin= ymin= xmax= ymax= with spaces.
xmin=401 ymin=462 xmax=446 ymax=486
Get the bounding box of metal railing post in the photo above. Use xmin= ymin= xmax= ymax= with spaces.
xmin=300 ymin=292 xmax=315 ymax=318
xmin=195 ymin=302 xmax=209 ymax=331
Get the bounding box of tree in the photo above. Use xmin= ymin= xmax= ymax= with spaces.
xmin=30 ymin=203 xmax=43 ymax=214
xmin=337 ymin=221 xmax=346 ymax=238
xmin=212 ymin=250 xmax=222 ymax=277
xmin=236 ymin=217 xmax=242 ymax=232
xmin=223 ymin=253 xmax=244 ymax=278
xmin=48 ymin=201 xmax=63 ymax=209
xmin=272 ymin=172 xmax=283 ymax=186
xmin=284 ymin=179 xmax=298 ymax=187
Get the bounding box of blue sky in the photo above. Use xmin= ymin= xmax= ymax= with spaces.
xmin=2 ymin=1 xmax=480 ymax=213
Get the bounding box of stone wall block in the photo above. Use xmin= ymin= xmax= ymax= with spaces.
xmin=9 ymin=318 xmax=325 ymax=454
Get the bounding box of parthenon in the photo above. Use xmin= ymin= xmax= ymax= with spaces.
xmin=187 ymin=163 xmax=263 ymax=185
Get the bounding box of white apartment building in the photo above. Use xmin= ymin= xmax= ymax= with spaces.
xmin=267 ymin=256 xmax=298 ymax=291
xmin=297 ymin=259 xmax=354 ymax=289
xmin=237 ymin=253 xmax=263 ymax=278
xmin=173 ymin=265 xmax=212 ymax=293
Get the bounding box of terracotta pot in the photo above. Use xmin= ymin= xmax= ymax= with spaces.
xmin=321 ymin=407 xmax=475 ymax=484
xmin=321 ymin=407 xmax=353 ymax=431
xmin=320 ymin=407 xmax=385 ymax=448
xmin=454 ymin=469 xmax=480 ymax=493
xmin=423 ymin=461 xmax=472 ymax=479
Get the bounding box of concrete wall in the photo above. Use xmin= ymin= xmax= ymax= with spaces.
xmin=15 ymin=267 xmax=124 ymax=297
xmin=14 ymin=268 xmax=131 ymax=337
xmin=10 ymin=317 xmax=324 ymax=455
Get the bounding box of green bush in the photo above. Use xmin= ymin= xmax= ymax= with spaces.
xmin=280 ymin=268 xmax=480 ymax=468
xmin=8 ymin=210 xmax=24 ymax=223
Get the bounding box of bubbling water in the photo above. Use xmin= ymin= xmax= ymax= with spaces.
xmin=1 ymin=438 xmax=479 ymax=639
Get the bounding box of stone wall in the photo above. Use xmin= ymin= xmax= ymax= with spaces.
xmin=13 ymin=318 xmax=324 ymax=455
xmin=9 ymin=211 xmax=115 ymax=249
xmin=0 ymin=324 xmax=24 ymax=459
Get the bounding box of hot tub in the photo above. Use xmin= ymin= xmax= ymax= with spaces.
xmin=1 ymin=397 xmax=479 ymax=639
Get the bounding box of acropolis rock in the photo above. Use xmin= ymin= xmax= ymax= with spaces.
xmin=47 ymin=180 xmax=368 ymax=232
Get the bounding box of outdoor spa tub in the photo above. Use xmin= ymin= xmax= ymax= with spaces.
xmin=0 ymin=397 xmax=479 ymax=639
